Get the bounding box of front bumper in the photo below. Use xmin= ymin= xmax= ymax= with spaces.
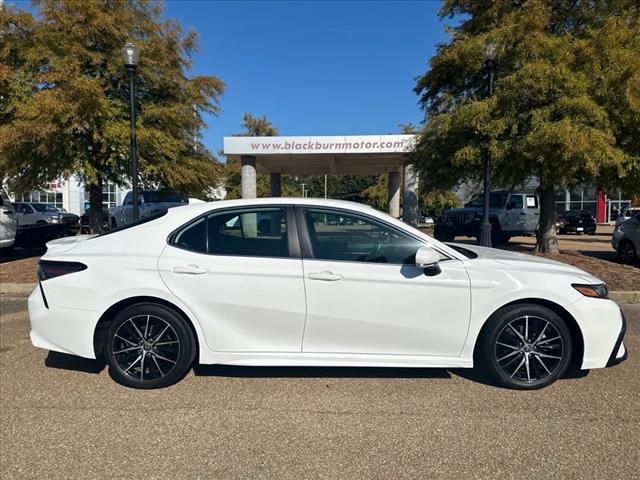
xmin=572 ymin=297 xmax=627 ymax=369
xmin=606 ymin=311 xmax=628 ymax=367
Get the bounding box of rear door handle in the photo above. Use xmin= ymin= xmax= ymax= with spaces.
xmin=308 ymin=271 xmax=343 ymax=282
xmin=173 ymin=264 xmax=208 ymax=275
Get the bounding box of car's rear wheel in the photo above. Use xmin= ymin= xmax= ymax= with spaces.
xmin=105 ymin=303 xmax=196 ymax=389
xmin=478 ymin=304 xmax=572 ymax=389
xmin=617 ymin=240 xmax=637 ymax=265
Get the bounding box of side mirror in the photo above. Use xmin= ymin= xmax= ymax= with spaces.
xmin=415 ymin=247 xmax=442 ymax=276
xmin=415 ymin=246 xmax=440 ymax=268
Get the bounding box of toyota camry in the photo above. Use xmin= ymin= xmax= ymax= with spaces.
xmin=28 ymin=198 xmax=627 ymax=389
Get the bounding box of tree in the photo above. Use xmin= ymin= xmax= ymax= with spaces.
xmin=0 ymin=0 xmax=224 ymax=232
xmin=413 ymin=0 xmax=640 ymax=252
xmin=420 ymin=189 xmax=461 ymax=218
xmin=221 ymin=113 xmax=284 ymax=199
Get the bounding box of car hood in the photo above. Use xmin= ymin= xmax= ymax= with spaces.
xmin=449 ymin=243 xmax=603 ymax=284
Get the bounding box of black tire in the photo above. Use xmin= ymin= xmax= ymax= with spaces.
xmin=105 ymin=303 xmax=196 ymax=389
xmin=478 ymin=304 xmax=573 ymax=390
xmin=617 ymin=240 xmax=637 ymax=265
xmin=490 ymin=223 xmax=506 ymax=246
xmin=434 ymin=226 xmax=455 ymax=242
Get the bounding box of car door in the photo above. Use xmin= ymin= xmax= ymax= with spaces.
xmin=524 ymin=194 xmax=540 ymax=231
xmin=298 ymin=206 xmax=471 ymax=357
xmin=0 ymin=191 xmax=17 ymax=245
xmin=158 ymin=205 xmax=307 ymax=352
xmin=20 ymin=204 xmax=37 ymax=226
xmin=504 ymin=194 xmax=526 ymax=232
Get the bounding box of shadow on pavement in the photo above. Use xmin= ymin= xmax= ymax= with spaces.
xmin=45 ymin=351 xmax=106 ymax=374
xmin=0 ymin=247 xmax=43 ymax=264
xmin=193 ymin=364 xmax=452 ymax=379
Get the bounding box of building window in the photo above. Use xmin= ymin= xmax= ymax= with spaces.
xmin=103 ymin=183 xmax=117 ymax=209
xmin=18 ymin=191 xmax=64 ymax=209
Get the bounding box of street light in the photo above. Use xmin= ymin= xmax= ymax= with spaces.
xmin=121 ymin=42 xmax=140 ymax=221
xmin=479 ymin=42 xmax=497 ymax=247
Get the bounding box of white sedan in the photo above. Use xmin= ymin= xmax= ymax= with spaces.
xmin=29 ymin=198 xmax=627 ymax=389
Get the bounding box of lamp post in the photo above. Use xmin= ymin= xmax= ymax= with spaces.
xmin=121 ymin=42 xmax=140 ymax=221
xmin=479 ymin=43 xmax=497 ymax=247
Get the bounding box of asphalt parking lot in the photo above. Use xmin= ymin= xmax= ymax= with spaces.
xmin=1 ymin=293 xmax=639 ymax=479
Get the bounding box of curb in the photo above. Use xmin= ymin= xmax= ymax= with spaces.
xmin=0 ymin=283 xmax=36 ymax=295
xmin=1 ymin=282 xmax=638 ymax=303
xmin=609 ymin=291 xmax=640 ymax=305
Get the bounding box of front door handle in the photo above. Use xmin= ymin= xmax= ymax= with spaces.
xmin=173 ymin=264 xmax=208 ymax=275
xmin=308 ymin=271 xmax=343 ymax=282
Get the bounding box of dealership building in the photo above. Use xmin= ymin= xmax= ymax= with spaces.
xmin=7 ymin=134 xmax=636 ymax=223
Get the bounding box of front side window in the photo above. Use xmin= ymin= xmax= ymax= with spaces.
xmin=171 ymin=207 xmax=289 ymax=258
xmin=304 ymin=208 xmax=424 ymax=264
xmin=508 ymin=195 xmax=524 ymax=209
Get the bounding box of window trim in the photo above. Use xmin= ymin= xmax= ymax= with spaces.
xmin=295 ymin=205 xmax=454 ymax=265
xmin=167 ymin=205 xmax=301 ymax=260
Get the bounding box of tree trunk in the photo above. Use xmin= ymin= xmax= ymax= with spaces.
xmin=88 ymin=176 xmax=104 ymax=234
xmin=535 ymin=182 xmax=559 ymax=254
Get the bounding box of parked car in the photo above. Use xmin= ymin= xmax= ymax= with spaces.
xmin=13 ymin=202 xmax=80 ymax=231
xmin=612 ymin=213 xmax=640 ymax=264
xmin=109 ymin=190 xmax=189 ymax=228
xmin=435 ymin=191 xmax=540 ymax=244
xmin=29 ymin=198 xmax=626 ymax=390
xmin=556 ymin=210 xmax=597 ymax=235
xmin=80 ymin=205 xmax=111 ymax=234
xmin=0 ymin=188 xmax=18 ymax=252
xmin=615 ymin=206 xmax=640 ymax=227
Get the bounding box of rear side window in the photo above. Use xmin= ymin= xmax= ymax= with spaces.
xmin=170 ymin=207 xmax=289 ymax=258
xmin=173 ymin=218 xmax=206 ymax=253
xmin=526 ymin=195 xmax=539 ymax=209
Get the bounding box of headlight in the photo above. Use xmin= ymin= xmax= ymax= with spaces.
xmin=572 ymin=283 xmax=608 ymax=299
xmin=49 ymin=215 xmax=60 ymax=223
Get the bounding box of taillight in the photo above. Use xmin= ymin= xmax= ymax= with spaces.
xmin=37 ymin=260 xmax=87 ymax=281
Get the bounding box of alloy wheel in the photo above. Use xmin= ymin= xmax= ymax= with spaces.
xmin=111 ymin=314 xmax=181 ymax=382
xmin=619 ymin=241 xmax=636 ymax=264
xmin=494 ymin=315 xmax=564 ymax=383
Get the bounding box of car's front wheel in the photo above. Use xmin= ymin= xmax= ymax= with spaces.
xmin=478 ymin=304 xmax=573 ymax=389
xmin=105 ymin=303 xmax=196 ymax=389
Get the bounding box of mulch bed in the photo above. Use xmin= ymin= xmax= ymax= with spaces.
xmin=0 ymin=256 xmax=39 ymax=285
xmin=530 ymin=251 xmax=639 ymax=291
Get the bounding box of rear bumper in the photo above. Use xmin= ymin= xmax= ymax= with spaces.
xmin=28 ymin=284 xmax=100 ymax=359
xmin=606 ymin=311 xmax=628 ymax=367
xmin=561 ymin=226 xmax=596 ymax=233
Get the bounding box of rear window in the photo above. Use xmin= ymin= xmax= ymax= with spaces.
xmin=96 ymin=209 xmax=168 ymax=237
xmin=143 ymin=191 xmax=188 ymax=204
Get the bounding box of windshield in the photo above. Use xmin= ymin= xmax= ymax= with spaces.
xmin=465 ymin=193 xmax=509 ymax=208
xmin=142 ymin=191 xmax=188 ymax=204
xmin=31 ymin=203 xmax=61 ymax=213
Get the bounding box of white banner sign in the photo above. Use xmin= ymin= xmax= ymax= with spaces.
xmin=224 ymin=135 xmax=416 ymax=155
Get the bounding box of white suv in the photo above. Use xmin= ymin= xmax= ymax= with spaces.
xmin=0 ymin=188 xmax=18 ymax=252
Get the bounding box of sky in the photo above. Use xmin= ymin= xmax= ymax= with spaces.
xmin=9 ymin=0 xmax=452 ymax=156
